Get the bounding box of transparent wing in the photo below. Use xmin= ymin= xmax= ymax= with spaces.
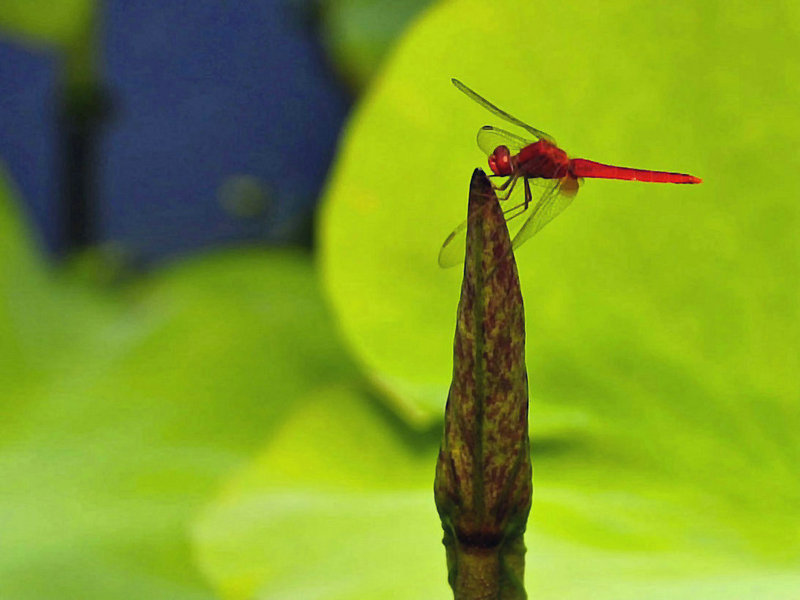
xmin=438 ymin=195 xmax=528 ymax=268
xmin=452 ymin=78 xmax=557 ymax=146
xmin=437 ymin=218 xmax=470 ymax=268
xmin=510 ymin=179 xmax=575 ymax=251
xmin=476 ymin=125 xmax=532 ymax=156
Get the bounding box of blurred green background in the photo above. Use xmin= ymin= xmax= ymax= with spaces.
xmin=2 ymin=1 xmax=798 ymax=599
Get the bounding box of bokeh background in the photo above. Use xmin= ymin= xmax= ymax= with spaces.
xmin=1 ymin=1 xmax=798 ymax=598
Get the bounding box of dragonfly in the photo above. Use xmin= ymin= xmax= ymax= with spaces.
xmin=439 ymin=79 xmax=702 ymax=267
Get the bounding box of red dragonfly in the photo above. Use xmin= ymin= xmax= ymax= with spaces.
xmin=439 ymin=79 xmax=702 ymax=267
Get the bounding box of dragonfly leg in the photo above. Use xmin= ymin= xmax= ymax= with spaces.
xmin=503 ymin=200 xmax=528 ymax=222
xmin=478 ymin=175 xmax=518 ymax=203
xmin=493 ymin=176 xmax=514 ymax=191
xmin=496 ymin=176 xmax=519 ymax=201
xmin=523 ymin=178 xmax=532 ymax=209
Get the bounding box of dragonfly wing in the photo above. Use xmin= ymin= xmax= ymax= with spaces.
xmin=510 ymin=179 xmax=575 ymax=251
xmin=438 ymin=197 xmax=531 ymax=268
xmin=452 ymin=78 xmax=557 ymax=146
xmin=438 ymin=217 xmax=469 ymax=268
xmin=476 ymin=125 xmax=532 ymax=156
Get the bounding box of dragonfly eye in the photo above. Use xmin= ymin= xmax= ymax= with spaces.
xmin=488 ymin=145 xmax=512 ymax=176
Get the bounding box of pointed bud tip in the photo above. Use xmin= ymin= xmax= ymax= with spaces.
xmin=468 ymin=169 xmax=495 ymax=213
xmin=470 ymin=168 xmax=488 ymax=187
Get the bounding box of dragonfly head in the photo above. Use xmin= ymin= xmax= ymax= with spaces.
xmin=488 ymin=145 xmax=513 ymax=176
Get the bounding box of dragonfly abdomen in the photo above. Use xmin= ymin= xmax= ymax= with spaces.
xmin=570 ymin=159 xmax=702 ymax=184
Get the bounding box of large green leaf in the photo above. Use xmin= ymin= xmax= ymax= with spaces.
xmin=319 ymin=0 xmax=799 ymax=423
xmin=0 ymin=171 xmax=357 ymax=598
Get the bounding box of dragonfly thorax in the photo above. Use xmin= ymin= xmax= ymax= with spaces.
xmin=488 ymin=145 xmax=514 ymax=177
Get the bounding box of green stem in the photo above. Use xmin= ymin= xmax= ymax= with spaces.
xmin=454 ymin=547 xmax=500 ymax=600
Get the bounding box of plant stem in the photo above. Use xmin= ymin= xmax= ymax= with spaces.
xmin=58 ymin=3 xmax=108 ymax=254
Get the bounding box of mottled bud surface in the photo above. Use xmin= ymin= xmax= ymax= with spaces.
xmin=435 ymin=170 xmax=532 ymax=599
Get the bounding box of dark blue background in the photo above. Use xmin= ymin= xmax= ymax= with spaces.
xmin=0 ymin=0 xmax=349 ymax=261
xmin=0 ymin=41 xmax=58 ymax=250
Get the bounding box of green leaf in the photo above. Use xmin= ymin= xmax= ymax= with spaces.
xmin=0 ymin=170 xmax=356 ymax=598
xmin=318 ymin=0 xmax=799 ymax=425
xmin=0 ymin=0 xmax=94 ymax=47
xmin=318 ymin=0 xmax=433 ymax=88
xmin=192 ymin=376 xmax=800 ymax=599
xmin=193 ymin=385 xmax=450 ymax=600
